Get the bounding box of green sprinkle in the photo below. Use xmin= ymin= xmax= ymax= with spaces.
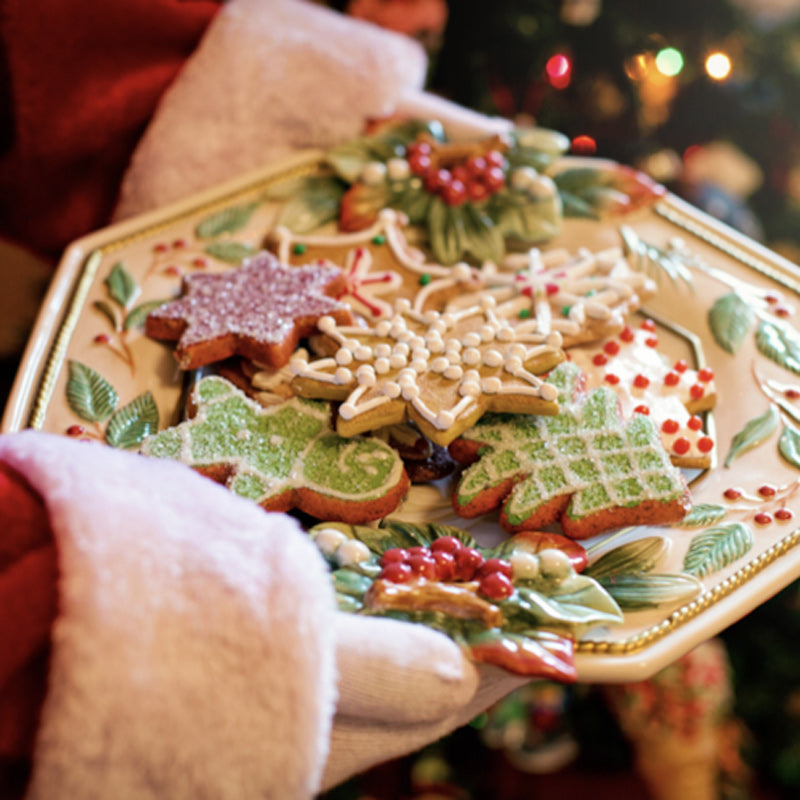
xmin=292 ymin=243 xmax=307 ymax=255
xmin=561 ymin=305 xmax=572 ymax=316
xmin=371 ymin=235 xmax=386 ymax=245
xmin=518 ymin=308 xmax=532 ymax=319
xmin=419 ymin=273 xmax=432 ymax=286
xmin=586 ymin=289 xmax=597 ymax=297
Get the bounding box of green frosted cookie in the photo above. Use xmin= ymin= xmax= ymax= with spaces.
xmin=140 ymin=376 xmax=409 ymax=523
xmin=450 ymin=362 xmax=691 ymax=538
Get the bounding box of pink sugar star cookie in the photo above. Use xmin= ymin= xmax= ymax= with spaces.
xmin=146 ymin=251 xmax=353 ymax=370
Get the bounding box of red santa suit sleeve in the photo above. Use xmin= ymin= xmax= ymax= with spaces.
xmin=0 ymin=0 xmax=221 ymax=257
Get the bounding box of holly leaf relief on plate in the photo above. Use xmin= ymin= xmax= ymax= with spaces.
xmin=708 ymin=292 xmax=755 ymax=354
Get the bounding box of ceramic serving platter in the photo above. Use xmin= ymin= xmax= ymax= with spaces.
xmin=6 ymin=148 xmax=800 ymax=683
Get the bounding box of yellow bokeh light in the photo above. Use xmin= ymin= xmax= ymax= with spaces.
xmin=706 ymin=51 xmax=732 ymax=80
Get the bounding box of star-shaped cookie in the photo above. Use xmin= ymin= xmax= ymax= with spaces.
xmin=140 ymin=375 xmax=409 ymax=523
xmin=146 ymin=251 xmax=353 ymax=370
xmin=450 ymin=361 xmax=691 ymax=537
xmin=290 ymin=295 xmax=565 ymax=447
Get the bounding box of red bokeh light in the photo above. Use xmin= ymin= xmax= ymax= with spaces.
xmin=571 ymin=134 xmax=597 ymax=155
xmin=546 ymin=54 xmax=571 ymax=89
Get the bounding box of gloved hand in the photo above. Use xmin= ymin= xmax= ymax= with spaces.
xmin=0 ymin=431 xmax=530 ymax=799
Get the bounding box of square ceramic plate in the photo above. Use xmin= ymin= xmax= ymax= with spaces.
xmin=6 ymin=150 xmax=800 ymax=682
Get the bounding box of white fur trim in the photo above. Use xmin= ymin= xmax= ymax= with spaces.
xmin=0 ymin=431 xmax=337 ymax=800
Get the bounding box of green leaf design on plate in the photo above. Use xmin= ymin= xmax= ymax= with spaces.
xmin=708 ymin=292 xmax=755 ymax=354
xmin=271 ymin=176 xmax=346 ymax=233
xmin=124 ymin=299 xmax=170 ymax=331
xmin=619 ymin=226 xmax=693 ymax=288
xmin=724 ymin=404 xmax=779 ymax=467
xmin=332 ymin=569 xmax=373 ymax=600
xmin=204 ymin=241 xmax=257 ymax=264
xmin=195 ymin=202 xmax=258 ymax=239
xmin=93 ymin=299 xmax=119 ymax=330
xmin=756 ymin=319 xmax=800 ymax=375
xmin=511 ymin=576 xmax=624 ymax=635
xmin=778 ymin=421 xmax=800 ymax=470
xmin=105 ymin=391 xmax=159 ymax=449
xmin=66 ymin=360 xmax=118 ymax=423
xmin=104 ymin=262 xmax=139 ymax=309
xmin=380 ymin=520 xmax=479 ymax=550
xmin=682 ymin=522 xmax=754 ymax=578
xmin=584 ymin=536 xmax=667 ymax=579
xmin=597 ymin=573 xmax=702 ymax=610
xmin=679 ymin=503 xmax=728 ymax=528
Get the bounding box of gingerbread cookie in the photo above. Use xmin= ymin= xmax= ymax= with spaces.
xmin=449 ymin=361 xmax=691 ymax=538
xmin=271 ymin=208 xmax=482 ymax=320
xmin=145 ymin=251 xmax=353 ymax=370
xmin=140 ymin=375 xmax=409 ymax=524
xmin=567 ymin=319 xmax=716 ymax=468
xmin=290 ymin=295 xmax=565 ymax=447
xmin=459 ymin=244 xmax=656 ymax=348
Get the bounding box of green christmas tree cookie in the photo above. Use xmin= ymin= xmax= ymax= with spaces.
xmin=450 ymin=362 xmax=691 ymax=538
xmin=140 ymin=376 xmax=409 ymax=523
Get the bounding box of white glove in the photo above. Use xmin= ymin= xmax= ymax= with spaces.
xmin=113 ymin=0 xmax=511 ymax=222
xmin=0 ymin=432 xmax=529 ymax=800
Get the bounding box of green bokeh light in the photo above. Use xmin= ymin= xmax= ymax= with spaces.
xmin=655 ymin=47 xmax=684 ymax=76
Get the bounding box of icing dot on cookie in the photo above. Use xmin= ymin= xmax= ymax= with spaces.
xmin=673 ymin=437 xmax=690 ymax=455
xmin=688 ymin=416 xmax=703 ymax=431
xmin=483 ymin=377 xmax=501 ymax=394
xmin=645 ymin=336 xmax=659 ymax=348
xmin=483 ymin=348 xmax=503 ymax=368
xmin=698 ymin=436 xmax=714 ymax=453
xmin=604 ymin=373 xmax=620 ymax=385
xmin=437 ymin=410 xmax=455 ymax=428
xmin=604 ymin=341 xmax=620 ymax=356
xmin=664 ymin=371 xmax=680 ymax=386
xmin=384 ymin=381 xmax=401 ymax=398
xmin=633 ymin=405 xmax=650 ymax=415
xmin=673 ymin=359 xmax=688 ymax=373
xmin=334 ymin=367 xmax=352 ymax=384
xmin=620 ymin=326 xmax=634 ymax=343
xmin=593 ymin=353 xmax=608 ymax=366
xmin=540 ymin=382 xmax=559 ymax=402
xmin=431 ymin=356 xmax=449 ymax=373
xmin=633 ymin=374 xmax=650 ymax=389
xmin=336 ymin=349 xmax=353 ymax=366
xmin=662 ymin=419 xmax=679 ymax=434
xmin=444 ymin=365 xmax=464 ymax=380
xmin=689 ymin=384 xmax=705 ymax=400
xmin=374 ymin=357 xmax=391 ymax=374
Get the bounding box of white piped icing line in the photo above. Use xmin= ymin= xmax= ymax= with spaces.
xmin=291 ymin=295 xmax=562 ymax=433
xmin=454 ymin=243 xmax=657 ymax=340
xmin=273 ymin=209 xmax=481 ymax=319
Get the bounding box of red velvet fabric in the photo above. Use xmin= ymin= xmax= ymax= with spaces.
xmin=0 ymin=0 xmax=222 ymax=258
xmin=0 ymin=463 xmax=57 ymax=761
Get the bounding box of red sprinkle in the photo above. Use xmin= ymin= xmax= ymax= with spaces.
xmin=633 ymin=374 xmax=650 ymax=389
xmin=664 ymin=371 xmax=680 ymax=387
xmin=619 ymin=326 xmax=634 ymax=343
xmin=645 ymin=336 xmax=659 ymax=348
xmin=754 ymin=512 xmax=773 ymax=526
xmin=687 ymin=416 xmax=703 ymax=431
xmin=673 ymin=359 xmax=688 ymax=373
xmin=662 ymin=419 xmax=680 ymax=434
xmin=604 ymin=373 xmax=620 ymax=385
xmin=673 ymin=437 xmax=691 ymax=455
xmin=640 ymin=319 xmax=657 ymax=331
xmin=592 ymin=353 xmax=608 ymax=366
xmin=690 ymin=384 xmax=705 ymax=400
xmin=603 ymin=341 xmax=620 ymax=356
xmin=545 ymin=283 xmax=560 ymax=296
xmin=698 ymin=436 xmax=714 ymax=453
xmin=723 ymin=488 xmax=743 ymax=500
xmin=698 ymin=367 xmax=715 ymax=382
xmin=633 ymin=405 xmax=650 ymax=415
xmin=775 ymin=508 xmax=794 ymax=522
xmin=758 ymin=484 xmax=777 ymax=498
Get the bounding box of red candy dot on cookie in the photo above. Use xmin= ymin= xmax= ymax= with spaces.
xmin=664 ymin=371 xmax=680 ymax=387
xmin=698 ymin=436 xmax=714 ymax=453
xmin=673 ymin=437 xmax=691 ymax=455
xmin=633 ymin=405 xmax=650 ymax=415
xmin=645 ymin=336 xmax=659 ymax=348
xmin=620 ymin=326 xmax=634 ymax=343
xmin=640 ymin=319 xmax=657 ymax=331
xmin=633 ymin=374 xmax=650 ymax=389
xmin=690 ymin=384 xmax=705 ymax=400
xmin=698 ymin=367 xmax=714 ymax=382
xmin=604 ymin=373 xmax=620 ymax=385
xmin=673 ymin=359 xmax=688 ymax=373
xmin=545 ymin=283 xmax=560 ymax=296
xmin=603 ymin=341 xmax=620 ymax=356
xmin=662 ymin=419 xmax=679 ymax=434
xmin=592 ymin=353 xmax=608 ymax=366
xmin=688 ymin=416 xmax=703 ymax=431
